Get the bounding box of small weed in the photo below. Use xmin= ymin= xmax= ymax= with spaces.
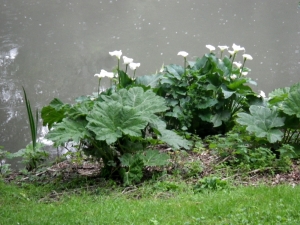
xmin=193 ymin=176 xmax=228 ymax=193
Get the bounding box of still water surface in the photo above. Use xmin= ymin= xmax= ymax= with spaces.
xmin=0 ymin=0 xmax=299 ymax=161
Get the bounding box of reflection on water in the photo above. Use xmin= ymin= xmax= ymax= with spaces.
xmin=0 ymin=0 xmax=299 ymax=166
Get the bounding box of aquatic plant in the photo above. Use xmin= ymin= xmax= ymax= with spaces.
xmin=13 ymin=87 xmax=48 ymax=171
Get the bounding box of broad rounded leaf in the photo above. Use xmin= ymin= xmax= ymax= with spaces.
xmin=45 ymin=118 xmax=89 ymax=146
xmin=86 ymin=102 xmax=147 ymax=145
xmin=166 ymin=64 xmax=184 ymax=79
xmin=141 ymin=150 xmax=170 ymax=166
xmin=236 ymin=105 xmax=285 ymax=143
xmin=135 ymin=74 xmax=163 ymax=87
xmin=86 ymin=87 xmax=169 ymax=145
xmin=282 ymin=89 xmax=300 ymax=118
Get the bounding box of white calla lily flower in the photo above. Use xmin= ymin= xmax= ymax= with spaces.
xmin=233 ymin=62 xmax=242 ymax=68
xmin=177 ymin=51 xmax=189 ymax=57
xmin=123 ymin=56 xmax=133 ymax=65
xmin=259 ymin=90 xmax=266 ymax=98
xmin=241 ymin=71 xmax=248 ymax=76
xmin=109 ymin=50 xmax=122 ymax=59
xmin=206 ymin=45 xmax=215 ymax=52
xmin=228 ymin=50 xmax=235 ymax=56
xmin=129 ymin=62 xmax=141 ymax=70
xmin=94 ymin=69 xmax=114 ymax=79
xmin=242 ymin=54 xmax=253 ymax=60
xmin=218 ymin=45 xmax=229 ymax=51
xmin=230 ymin=74 xmax=237 ymax=80
xmin=232 ymin=43 xmax=245 ymax=53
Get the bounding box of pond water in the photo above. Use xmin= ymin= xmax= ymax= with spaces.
xmin=0 ymin=0 xmax=300 ymax=163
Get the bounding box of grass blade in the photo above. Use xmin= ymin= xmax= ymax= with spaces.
xmin=22 ymin=86 xmax=37 ymax=151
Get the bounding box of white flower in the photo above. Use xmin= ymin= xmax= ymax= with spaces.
xmin=218 ymin=45 xmax=229 ymax=51
xmin=242 ymin=54 xmax=253 ymax=60
xmin=123 ymin=56 xmax=133 ymax=65
xmin=228 ymin=50 xmax=235 ymax=56
xmin=233 ymin=61 xmax=242 ymax=68
xmin=258 ymin=90 xmax=266 ymax=98
xmin=177 ymin=51 xmax=189 ymax=57
xmin=109 ymin=50 xmax=122 ymax=59
xmin=230 ymin=74 xmax=237 ymax=80
xmin=206 ymin=45 xmax=215 ymax=52
xmin=232 ymin=43 xmax=245 ymax=53
xmin=129 ymin=62 xmax=141 ymax=70
xmin=94 ymin=69 xmax=114 ymax=79
xmin=241 ymin=71 xmax=248 ymax=76
xmin=159 ymin=63 xmax=165 ymax=73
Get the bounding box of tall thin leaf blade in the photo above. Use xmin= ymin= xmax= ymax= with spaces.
xmin=22 ymin=86 xmax=37 ymax=150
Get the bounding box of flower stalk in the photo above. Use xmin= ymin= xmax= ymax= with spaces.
xmin=177 ymin=51 xmax=188 ymax=75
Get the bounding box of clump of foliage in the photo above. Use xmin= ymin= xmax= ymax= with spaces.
xmin=206 ymin=126 xmax=295 ymax=173
xmin=0 ymin=146 xmax=14 ymax=177
xmin=19 ymin=45 xmax=297 ymax=186
xmin=193 ymin=176 xmax=228 ymax=193
xmin=236 ymin=82 xmax=300 ymax=157
xmin=153 ymin=48 xmax=259 ymax=137
xmin=41 ymin=60 xmax=190 ymax=184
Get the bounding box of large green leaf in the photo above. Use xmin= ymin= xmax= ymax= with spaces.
xmin=68 ymin=101 xmax=93 ymax=119
xmin=41 ymin=98 xmax=70 ymax=129
xmin=86 ymin=87 xmax=169 ymax=145
xmin=290 ymin=82 xmax=300 ymax=93
xmin=165 ymin=64 xmax=184 ymax=80
xmin=221 ymin=85 xmax=235 ymax=99
xmin=268 ymin=87 xmax=290 ymax=106
xmin=211 ymin=110 xmax=231 ymax=127
xmin=236 ymin=105 xmax=285 ymax=143
xmin=119 ymin=153 xmax=144 ymax=185
xmin=192 ymin=56 xmax=209 ymax=72
xmin=208 ymin=54 xmax=229 ymax=76
xmin=108 ymin=87 xmax=168 ymax=115
xmin=135 ymin=74 xmax=163 ymax=88
xmin=119 ymin=70 xmax=133 ymax=88
xmin=141 ymin=150 xmax=170 ymax=166
xmin=282 ymin=89 xmax=300 ymax=118
xmin=86 ymin=102 xmax=147 ymax=145
xmin=157 ymin=129 xmax=191 ymax=150
xmin=227 ymin=78 xmax=247 ymax=90
xmin=49 ymin=98 xmax=65 ymax=110
xmin=45 ymin=118 xmax=89 ymax=146
xmin=41 ymin=106 xmax=67 ymax=129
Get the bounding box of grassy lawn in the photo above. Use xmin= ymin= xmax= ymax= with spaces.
xmin=1 ymin=181 xmax=300 ymax=225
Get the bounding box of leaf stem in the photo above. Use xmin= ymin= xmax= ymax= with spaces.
xmin=97 ymin=78 xmax=101 ymax=97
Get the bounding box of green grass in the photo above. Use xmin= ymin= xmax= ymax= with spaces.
xmin=1 ymin=181 xmax=300 ymax=224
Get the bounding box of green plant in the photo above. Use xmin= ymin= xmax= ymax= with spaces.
xmin=236 ymin=105 xmax=285 ymax=143
xmin=0 ymin=146 xmax=14 ymax=176
xmin=14 ymin=143 xmax=49 ymax=171
xmin=193 ymin=176 xmax=227 ymax=192
xmin=41 ymin=53 xmax=191 ymax=184
xmin=152 ymin=44 xmax=259 ymax=137
xmin=14 ymin=88 xmax=48 ymax=171
xmin=22 ymin=86 xmax=39 ymax=151
xmin=119 ymin=150 xmax=170 ymax=185
xmin=182 ymin=160 xmax=203 ymax=178
xmin=236 ymin=82 xmax=300 ymax=147
xmin=206 ymin=126 xmax=293 ymax=172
